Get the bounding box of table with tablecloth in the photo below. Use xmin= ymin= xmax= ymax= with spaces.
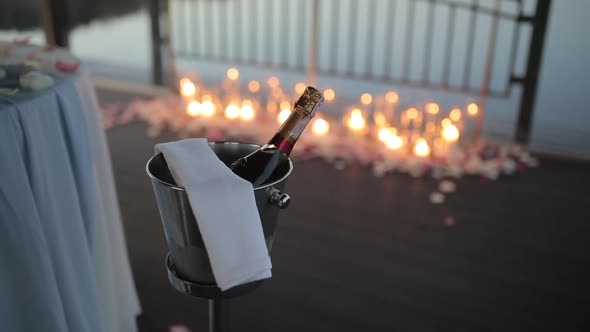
xmin=0 ymin=42 xmax=140 ymax=331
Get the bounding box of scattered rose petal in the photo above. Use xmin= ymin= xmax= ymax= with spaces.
xmin=439 ymin=180 xmax=456 ymax=193
xmin=55 ymin=60 xmax=80 ymax=72
xmin=12 ymin=36 xmax=31 ymax=45
xmin=169 ymin=325 xmax=191 ymax=332
xmin=444 ymin=216 xmax=455 ymax=227
xmin=429 ymin=192 xmax=445 ymax=204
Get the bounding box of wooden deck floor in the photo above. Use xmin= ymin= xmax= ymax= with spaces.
xmin=104 ymin=103 xmax=590 ymax=331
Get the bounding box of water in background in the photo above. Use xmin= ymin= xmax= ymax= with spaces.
xmin=1 ymin=0 xmax=588 ymax=158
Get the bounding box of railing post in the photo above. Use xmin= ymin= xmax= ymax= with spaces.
xmin=515 ymin=0 xmax=552 ymax=144
xmin=39 ymin=0 xmax=70 ymax=47
xmin=307 ymin=0 xmax=319 ymax=85
xmin=149 ymin=0 xmax=165 ymax=86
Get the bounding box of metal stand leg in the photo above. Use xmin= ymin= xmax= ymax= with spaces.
xmin=208 ymin=299 xmax=230 ymax=332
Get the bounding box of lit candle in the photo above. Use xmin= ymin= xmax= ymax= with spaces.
xmin=378 ymin=127 xmax=397 ymax=142
xmin=294 ymin=82 xmax=306 ymax=95
xmin=384 ymin=134 xmax=403 ymax=150
xmin=323 ymin=88 xmax=336 ymax=103
xmin=467 ymin=103 xmax=478 ymax=116
xmin=224 ymin=104 xmax=240 ymax=119
xmin=200 ymin=100 xmax=216 ymax=117
xmin=449 ymin=108 xmax=462 ymax=122
xmin=277 ymin=108 xmax=291 ymax=125
xmin=424 ymin=102 xmax=439 ymax=138
xmin=240 ymin=101 xmax=255 ymax=121
xmin=186 ymin=100 xmax=201 ymax=117
xmin=442 ymin=124 xmax=460 ymax=142
xmin=180 ymin=78 xmax=197 ymax=98
xmin=224 ymin=67 xmax=240 ymax=100
xmin=414 ymin=138 xmax=430 ymax=157
xmin=312 ymin=118 xmax=330 ymax=136
xmin=347 ymin=108 xmax=366 ymax=132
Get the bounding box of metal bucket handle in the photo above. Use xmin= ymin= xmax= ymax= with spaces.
xmin=267 ymin=187 xmax=290 ymax=209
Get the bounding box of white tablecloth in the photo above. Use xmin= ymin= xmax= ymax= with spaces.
xmin=0 ymin=43 xmax=140 ymax=331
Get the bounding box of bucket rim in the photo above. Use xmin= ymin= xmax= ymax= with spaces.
xmin=146 ymin=141 xmax=294 ymax=192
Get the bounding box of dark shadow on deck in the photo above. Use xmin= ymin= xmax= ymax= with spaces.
xmin=101 ymin=90 xmax=590 ymax=332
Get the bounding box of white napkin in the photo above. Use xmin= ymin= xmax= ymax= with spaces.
xmin=155 ymin=139 xmax=271 ymax=290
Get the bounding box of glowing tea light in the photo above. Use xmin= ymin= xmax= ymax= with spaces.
xmin=347 ymin=109 xmax=366 ymax=131
xmin=378 ymin=127 xmax=397 ymax=142
xmin=385 ymin=91 xmax=399 ymax=104
xmin=224 ymin=104 xmax=240 ymax=119
xmin=384 ymin=134 xmax=403 ymax=150
xmin=186 ymin=101 xmax=201 ymax=117
xmin=248 ymin=80 xmax=260 ymax=92
xmin=442 ymin=124 xmax=460 ymax=142
xmin=425 ymin=102 xmax=439 ymax=115
xmin=373 ymin=111 xmax=387 ymax=127
xmin=414 ymin=138 xmax=431 ymax=157
xmin=449 ymin=108 xmax=462 ymax=121
xmin=226 ymin=67 xmax=239 ymax=80
xmin=280 ymin=101 xmax=290 ymax=110
xmin=201 ymin=94 xmax=213 ymax=102
xmin=406 ymin=108 xmax=418 ymax=120
xmin=467 ymin=103 xmax=479 ymax=116
xmin=240 ymin=104 xmax=255 ymax=121
xmin=441 ymin=118 xmax=452 ymax=127
xmin=312 ymin=118 xmax=330 ymax=136
xmin=360 ymin=93 xmax=373 ymax=105
xmin=323 ymin=88 xmax=336 ymax=102
xmin=277 ymin=108 xmax=291 ymax=125
xmin=294 ymin=82 xmax=306 ymax=94
xmin=200 ymin=100 xmax=216 ymax=117
xmin=180 ymin=79 xmax=196 ymax=97
xmin=267 ymin=76 xmax=280 ymax=88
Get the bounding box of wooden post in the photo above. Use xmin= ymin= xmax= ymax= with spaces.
xmin=515 ymin=0 xmax=552 ymax=143
xmin=38 ymin=0 xmax=70 ymax=47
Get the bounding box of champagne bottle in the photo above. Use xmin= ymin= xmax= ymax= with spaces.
xmin=230 ymin=86 xmax=324 ymax=187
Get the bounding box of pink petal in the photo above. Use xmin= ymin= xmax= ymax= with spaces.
xmin=55 ymin=60 xmax=80 ymax=72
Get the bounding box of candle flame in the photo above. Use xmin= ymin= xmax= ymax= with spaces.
xmin=242 ymin=99 xmax=253 ymax=107
xmin=442 ymin=124 xmax=460 ymax=142
xmin=467 ymin=103 xmax=479 ymax=116
xmin=441 ymin=118 xmax=452 ymax=127
xmin=295 ymin=82 xmax=306 ymax=95
xmin=407 ymin=108 xmax=418 ymax=120
xmin=348 ymin=109 xmax=366 ymax=131
xmin=224 ymin=104 xmax=240 ymax=119
xmin=378 ymin=127 xmax=397 ymax=142
xmin=385 ymin=134 xmax=403 ymax=150
xmin=186 ymin=101 xmax=201 ymax=117
xmin=267 ymin=76 xmax=280 ymax=88
xmin=240 ymin=104 xmax=255 ymax=121
xmin=373 ymin=111 xmax=387 ymax=127
xmin=360 ymin=93 xmax=373 ymax=105
xmin=449 ymin=108 xmax=462 ymax=121
xmin=385 ymin=91 xmax=399 ymax=104
xmin=248 ymin=80 xmax=260 ymax=93
xmin=426 ymin=103 xmax=439 ymax=115
xmin=323 ymin=88 xmax=336 ymax=102
xmin=201 ymin=94 xmax=213 ymax=102
xmin=180 ymin=79 xmax=196 ymax=97
xmin=312 ymin=118 xmax=330 ymax=136
xmin=200 ymin=100 xmax=216 ymax=117
xmin=279 ymin=101 xmax=290 ymax=110
xmin=278 ymin=108 xmax=291 ymax=125
xmin=414 ymin=138 xmax=430 ymax=157
xmin=226 ymin=67 xmax=239 ymax=80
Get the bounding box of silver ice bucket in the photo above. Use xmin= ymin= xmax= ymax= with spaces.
xmin=146 ymin=142 xmax=292 ymax=286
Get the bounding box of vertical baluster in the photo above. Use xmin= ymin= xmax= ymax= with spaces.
xmin=299 ymin=0 xmax=307 ymax=70
xmin=347 ymin=0 xmax=358 ymax=75
xmin=442 ymin=4 xmax=456 ymax=87
xmin=364 ymin=0 xmax=377 ymax=78
xmin=250 ymin=0 xmax=258 ymax=63
xmin=462 ymin=0 xmax=479 ymax=89
xmin=329 ymin=0 xmax=340 ymax=74
xmin=382 ymin=0 xmax=396 ymax=80
xmin=402 ymin=0 xmax=415 ymax=82
xmin=177 ymin=0 xmax=186 ymax=55
xmin=235 ymin=0 xmax=242 ymax=62
xmin=506 ymin=0 xmax=523 ymax=95
xmin=266 ymin=0 xmax=273 ymax=65
xmin=422 ymin=0 xmax=435 ymax=84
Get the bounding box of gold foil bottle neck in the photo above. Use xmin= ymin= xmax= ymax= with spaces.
xmin=294 ymin=86 xmax=324 ymax=115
